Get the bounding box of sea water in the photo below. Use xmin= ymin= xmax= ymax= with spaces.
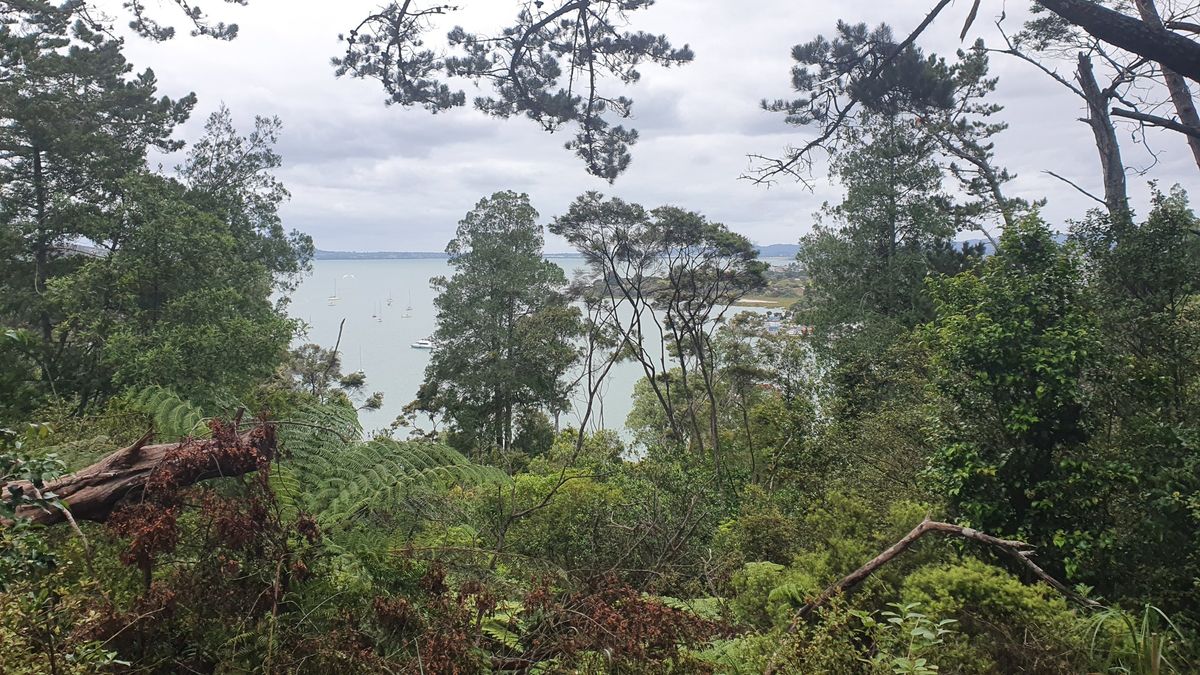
xmin=288 ymin=257 xmax=792 ymax=439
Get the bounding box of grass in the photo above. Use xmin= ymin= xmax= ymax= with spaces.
xmin=732 ymin=294 xmax=801 ymax=309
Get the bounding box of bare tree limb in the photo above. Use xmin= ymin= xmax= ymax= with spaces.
xmin=1078 ymin=54 xmax=1130 ymax=216
xmin=1132 ymin=0 xmax=1200 ymax=171
xmin=1044 ymin=170 xmax=1108 ymax=206
xmin=1112 ymin=106 xmax=1200 ymax=139
xmin=1166 ymin=19 xmax=1200 ymax=35
xmin=1037 ymin=0 xmax=1200 ymax=83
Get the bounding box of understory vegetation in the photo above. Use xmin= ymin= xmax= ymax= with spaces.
xmin=4 ymin=1 xmax=1200 ymax=673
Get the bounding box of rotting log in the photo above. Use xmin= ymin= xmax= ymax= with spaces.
xmin=2 ymin=422 xmax=277 ymax=527
xmin=763 ymin=517 xmax=1102 ymax=675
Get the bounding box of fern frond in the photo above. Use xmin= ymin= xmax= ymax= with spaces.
xmin=297 ymin=436 xmax=507 ymax=525
xmin=654 ymin=595 xmax=724 ymax=621
xmin=128 ymin=385 xmax=208 ymax=441
xmin=481 ymin=600 xmax=526 ymax=652
xmin=268 ymin=463 xmax=303 ymax=522
xmin=266 ymin=399 xmax=507 ymax=525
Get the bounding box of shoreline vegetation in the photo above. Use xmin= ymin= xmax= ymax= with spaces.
xmin=315 ymin=244 xmax=804 ymax=260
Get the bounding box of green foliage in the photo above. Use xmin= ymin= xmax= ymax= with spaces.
xmin=480 ymin=599 xmax=527 ymax=652
xmin=899 ymin=558 xmax=1090 ymax=672
xmin=1069 ymin=188 xmax=1200 ymax=617
xmin=655 ymin=595 xmax=723 ymax=622
xmin=305 ymin=437 xmax=509 ymax=525
xmin=924 ymin=215 xmax=1098 ymax=571
xmin=334 ymin=2 xmax=692 ymax=181
xmin=852 ymin=602 xmax=956 ymax=675
xmin=713 ymin=486 xmax=800 ymax=567
xmin=277 ymin=398 xmax=363 ymax=459
xmin=278 ymin=341 xmax=384 ymax=411
xmin=127 ymin=385 xmax=209 ymax=441
xmin=1086 ymin=605 xmax=1194 ymax=675
xmin=0 ymin=424 xmax=63 ymax=588
xmin=499 ymin=470 xmax=629 ymax=572
xmin=552 ymin=192 xmax=768 ymax=466
xmin=415 ymin=191 xmax=582 ymax=458
xmin=730 ymin=561 xmax=816 ymax=628
xmin=178 ymin=106 xmax=313 ymax=290
xmin=1 ymin=12 xmax=305 ymax=413
xmin=0 ymin=8 xmax=194 ymax=407
xmin=4 ymin=2 xmax=1200 ymax=670
xmin=0 ymin=329 xmax=46 ymax=425
xmin=272 ymin=397 xmax=507 ymax=527
xmin=799 ymin=117 xmax=960 ymax=333
xmin=0 ymin=579 xmax=128 ymax=675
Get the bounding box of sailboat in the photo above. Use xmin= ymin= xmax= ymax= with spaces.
xmin=401 ymin=291 xmax=413 ymax=318
xmin=375 ymin=300 xmax=383 ymax=323
xmin=327 ymin=278 xmax=339 ymax=305
xmin=386 ymin=292 xmax=393 ymax=307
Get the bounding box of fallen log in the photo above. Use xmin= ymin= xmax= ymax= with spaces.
xmin=2 ymin=422 xmax=277 ymax=527
xmin=763 ymin=517 xmax=1102 ymax=675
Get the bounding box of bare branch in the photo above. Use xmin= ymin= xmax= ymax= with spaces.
xmin=1112 ymin=106 xmax=1200 ymax=139
xmin=1043 ymin=170 xmax=1108 ymax=206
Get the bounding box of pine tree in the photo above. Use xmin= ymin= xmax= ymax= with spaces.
xmin=0 ymin=5 xmax=193 ymax=379
xmin=414 ymin=191 xmax=582 ymax=458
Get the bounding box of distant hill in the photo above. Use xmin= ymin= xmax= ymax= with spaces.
xmin=315 ymin=249 xmax=447 ymax=260
xmin=755 ymin=243 xmax=800 ymax=258
xmin=315 ymin=249 xmax=586 ymax=260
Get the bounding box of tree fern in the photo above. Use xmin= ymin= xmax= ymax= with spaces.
xmin=272 ymin=399 xmax=508 ymax=525
xmin=118 ymin=393 xmax=507 ymax=526
xmin=128 ymin=385 xmax=209 ymax=441
xmin=275 ymin=399 xmax=362 ymax=462
xmin=481 ymin=599 xmax=526 ymax=652
xmin=307 ymin=438 xmax=509 ymax=525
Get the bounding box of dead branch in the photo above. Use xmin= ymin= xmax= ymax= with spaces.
xmin=1043 ymin=170 xmax=1108 ymax=206
xmin=2 ymin=423 xmax=276 ymax=526
xmin=1112 ymin=106 xmax=1200 ymax=139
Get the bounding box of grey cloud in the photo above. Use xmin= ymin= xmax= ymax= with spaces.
xmin=118 ymin=0 xmax=1196 ymax=252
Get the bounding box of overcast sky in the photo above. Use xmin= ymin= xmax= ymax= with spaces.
xmin=119 ymin=0 xmax=1198 ymax=252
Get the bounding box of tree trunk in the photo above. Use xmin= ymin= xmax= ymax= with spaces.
xmin=1076 ymin=54 xmax=1129 ymax=219
xmin=1132 ymin=0 xmax=1200 ymax=171
xmin=1 ymin=424 xmax=277 ymax=527
xmin=32 ymin=150 xmax=52 ymax=344
xmin=1039 ymin=0 xmax=1200 ymax=83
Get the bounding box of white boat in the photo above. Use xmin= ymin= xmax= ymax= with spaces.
xmin=327 ymin=278 xmax=339 ymax=305
xmin=411 ymin=338 xmax=435 ymax=350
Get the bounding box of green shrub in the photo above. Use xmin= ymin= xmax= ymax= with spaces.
xmin=899 ymin=558 xmax=1091 ymax=673
xmin=713 ymin=485 xmax=800 ymax=567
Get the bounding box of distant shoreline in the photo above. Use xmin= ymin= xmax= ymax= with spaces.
xmin=316 ymin=243 xmax=804 ymax=261
xmin=314 ymin=250 xmax=582 ymax=260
